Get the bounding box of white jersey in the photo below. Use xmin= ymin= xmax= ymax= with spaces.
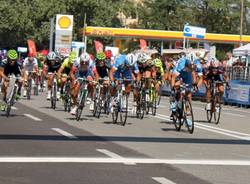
xmin=73 ymin=57 xmax=95 ymax=69
xmin=23 ymin=57 xmax=38 ymax=72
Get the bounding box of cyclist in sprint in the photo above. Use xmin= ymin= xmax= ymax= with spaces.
xmin=203 ymin=57 xmax=228 ymax=110
xmin=109 ymin=52 xmax=138 ymax=110
xmin=170 ymin=52 xmax=202 ymax=120
xmin=36 ymin=53 xmax=47 ymax=91
xmin=93 ymin=52 xmax=111 ymax=96
xmin=152 ymin=58 xmax=164 ymax=96
xmin=22 ymin=53 xmax=38 ymax=97
xmin=69 ymin=52 xmax=97 ymax=115
xmin=190 ymin=52 xmax=204 ymax=89
xmin=57 ymin=51 xmax=76 ymax=98
xmin=45 ymin=51 xmax=61 ymax=100
xmin=0 ymin=50 xmax=22 ymax=105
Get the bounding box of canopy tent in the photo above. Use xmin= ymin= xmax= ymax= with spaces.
xmin=233 ymin=43 xmax=250 ymax=56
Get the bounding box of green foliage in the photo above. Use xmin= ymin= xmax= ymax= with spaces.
xmin=0 ymin=0 xmax=249 ymax=50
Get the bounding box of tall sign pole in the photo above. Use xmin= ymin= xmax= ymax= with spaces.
xmin=83 ymin=13 xmax=87 ymax=53
xmin=49 ymin=17 xmax=54 ymax=52
xmin=240 ymin=0 xmax=244 ymax=46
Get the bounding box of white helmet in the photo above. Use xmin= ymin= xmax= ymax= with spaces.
xmin=47 ymin=51 xmax=57 ymax=61
xmin=126 ymin=53 xmax=137 ymax=66
xmin=80 ymin=53 xmax=90 ymax=62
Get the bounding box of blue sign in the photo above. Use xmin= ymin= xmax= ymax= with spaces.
xmin=183 ymin=25 xmax=206 ymax=39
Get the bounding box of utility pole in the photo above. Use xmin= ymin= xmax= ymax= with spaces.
xmin=83 ymin=13 xmax=87 ymax=53
xmin=240 ymin=0 xmax=244 ymax=46
xmin=49 ymin=17 xmax=54 ymax=52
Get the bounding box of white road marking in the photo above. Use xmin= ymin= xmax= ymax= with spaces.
xmin=11 ymin=107 xmax=18 ymax=110
xmin=223 ymin=112 xmax=245 ymax=117
xmin=0 ymin=157 xmax=250 ymax=165
xmin=152 ymin=177 xmax=176 ymax=184
xmin=96 ymin=149 xmax=136 ymax=165
xmin=51 ymin=128 xmax=77 ymax=139
xmin=23 ymin=114 xmax=42 ymax=121
xmin=154 ymin=113 xmax=250 ymax=141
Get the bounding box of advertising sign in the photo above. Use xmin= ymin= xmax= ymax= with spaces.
xmin=183 ymin=25 xmax=206 ymax=39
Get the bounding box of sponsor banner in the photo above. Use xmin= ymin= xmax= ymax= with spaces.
xmin=17 ymin=47 xmax=28 ymax=53
xmin=27 ymin=40 xmax=37 ymax=55
xmin=226 ymin=81 xmax=250 ymax=103
xmin=183 ymin=25 xmax=206 ymax=39
xmin=94 ymin=40 xmax=104 ymax=53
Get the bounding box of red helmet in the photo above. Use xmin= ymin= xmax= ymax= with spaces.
xmin=105 ymin=50 xmax=112 ymax=59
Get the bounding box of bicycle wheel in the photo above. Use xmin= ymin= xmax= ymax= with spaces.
xmin=52 ymin=82 xmax=57 ymax=109
xmin=151 ymin=89 xmax=157 ymax=116
xmin=206 ymin=100 xmax=213 ymax=122
xmin=95 ymin=91 xmax=103 ymax=118
xmin=112 ymin=105 xmax=118 ymax=124
xmin=27 ymin=78 xmax=32 ymax=100
xmin=183 ymin=100 xmax=194 ymax=134
xmin=213 ymin=96 xmax=222 ymax=124
xmin=173 ymin=108 xmax=182 ymax=131
xmin=136 ymin=92 xmax=145 ymax=119
xmin=76 ymin=90 xmax=86 ymax=121
xmin=6 ymin=86 xmax=17 ymax=117
xmin=120 ymin=93 xmax=128 ymax=126
xmin=104 ymin=91 xmax=110 ymax=115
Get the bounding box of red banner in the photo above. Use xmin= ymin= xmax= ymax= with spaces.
xmin=139 ymin=39 xmax=147 ymax=49
xmin=94 ymin=40 xmax=104 ymax=53
xmin=175 ymin=41 xmax=182 ymax=49
xmin=27 ymin=40 xmax=37 ymax=55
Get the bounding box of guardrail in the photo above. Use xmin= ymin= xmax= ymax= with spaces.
xmin=226 ymin=66 xmax=250 ymax=82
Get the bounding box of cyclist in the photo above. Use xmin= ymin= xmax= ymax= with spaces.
xmin=57 ymin=51 xmax=76 ymax=98
xmin=93 ymin=52 xmax=111 ymax=100
xmin=0 ymin=50 xmax=22 ymax=105
xmin=109 ymin=52 xmax=138 ymax=111
xmin=22 ymin=53 xmax=38 ymax=97
xmin=36 ymin=53 xmax=47 ymax=91
xmin=69 ymin=52 xmax=97 ymax=115
xmin=45 ymin=51 xmax=61 ymax=100
xmin=152 ymin=58 xmax=164 ymax=97
xmin=203 ymin=57 xmax=227 ymax=110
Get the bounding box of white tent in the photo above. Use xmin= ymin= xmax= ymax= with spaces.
xmin=233 ymin=43 xmax=250 ymax=56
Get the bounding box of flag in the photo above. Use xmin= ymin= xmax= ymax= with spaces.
xmin=27 ymin=40 xmax=37 ymax=55
xmin=139 ymin=39 xmax=147 ymax=49
xmin=94 ymin=40 xmax=104 ymax=53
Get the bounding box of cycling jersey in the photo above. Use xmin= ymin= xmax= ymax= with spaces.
xmin=60 ymin=58 xmax=73 ymax=75
xmin=73 ymin=58 xmax=94 ymax=79
xmin=0 ymin=59 xmax=21 ymax=77
xmin=112 ymin=54 xmax=139 ymax=80
xmin=23 ymin=57 xmax=38 ymax=72
xmin=173 ymin=57 xmax=192 ymax=85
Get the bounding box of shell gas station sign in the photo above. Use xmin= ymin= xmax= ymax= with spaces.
xmin=55 ymin=14 xmax=73 ymax=56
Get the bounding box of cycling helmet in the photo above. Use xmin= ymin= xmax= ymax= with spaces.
xmin=126 ymin=53 xmax=137 ymax=66
xmin=80 ymin=53 xmax=90 ymax=63
xmin=105 ymin=50 xmax=112 ymax=59
xmin=69 ymin=51 xmax=77 ymax=64
xmin=153 ymin=58 xmax=162 ymax=68
xmin=47 ymin=51 xmax=57 ymax=61
xmin=96 ymin=52 xmax=106 ymax=60
xmin=7 ymin=49 xmax=18 ymax=60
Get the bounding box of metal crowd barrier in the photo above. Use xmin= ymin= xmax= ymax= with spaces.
xmin=226 ymin=66 xmax=250 ymax=82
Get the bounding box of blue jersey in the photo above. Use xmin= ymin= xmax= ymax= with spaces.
xmin=112 ymin=54 xmax=139 ymax=80
xmin=173 ymin=57 xmax=192 ymax=85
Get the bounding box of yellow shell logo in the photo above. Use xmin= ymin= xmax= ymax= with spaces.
xmin=58 ymin=16 xmax=71 ymax=29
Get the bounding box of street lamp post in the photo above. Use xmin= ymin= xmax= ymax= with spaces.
xmin=240 ymin=0 xmax=244 ymax=46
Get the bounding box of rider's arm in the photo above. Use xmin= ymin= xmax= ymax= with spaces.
xmin=109 ymin=67 xmax=115 ymax=82
xmin=0 ymin=67 xmax=8 ymax=81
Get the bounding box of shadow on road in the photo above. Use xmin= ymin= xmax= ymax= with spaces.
xmin=0 ymin=134 xmax=249 ymax=145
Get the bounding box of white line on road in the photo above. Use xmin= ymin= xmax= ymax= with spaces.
xmin=152 ymin=177 xmax=176 ymax=184
xmin=0 ymin=157 xmax=250 ymax=165
xmin=96 ymin=149 xmax=136 ymax=165
xmin=223 ymin=112 xmax=245 ymax=117
xmin=11 ymin=107 xmax=18 ymax=110
xmin=23 ymin=114 xmax=42 ymax=121
xmin=51 ymin=128 xmax=78 ymax=139
xmin=154 ymin=113 xmax=250 ymax=141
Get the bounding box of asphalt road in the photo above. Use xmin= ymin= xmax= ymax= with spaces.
xmin=0 ymin=92 xmax=250 ymax=184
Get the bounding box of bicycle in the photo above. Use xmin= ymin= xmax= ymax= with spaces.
xmin=26 ymin=71 xmax=38 ymax=100
xmin=111 ymin=79 xmax=130 ymax=126
xmin=5 ymin=76 xmax=20 ymax=117
xmin=75 ymin=77 xmax=89 ymax=121
xmin=146 ymin=80 xmax=158 ymax=116
xmin=50 ymin=72 xmax=58 ymax=109
xmin=206 ymin=78 xmax=226 ymax=124
xmin=63 ymin=76 xmax=71 ymax=112
xmin=135 ymin=79 xmax=146 ymax=119
xmin=171 ymin=84 xmax=194 ymax=134
xmin=93 ymin=78 xmax=110 ymax=118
